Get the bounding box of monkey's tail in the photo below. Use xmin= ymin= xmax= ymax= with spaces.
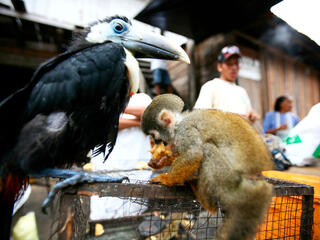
xmin=218 ymin=179 xmax=273 ymax=240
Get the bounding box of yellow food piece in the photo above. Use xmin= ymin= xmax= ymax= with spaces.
xmin=149 ymin=142 xmax=172 ymax=160
xmin=82 ymin=162 xmax=93 ymax=171
xmin=95 ymin=223 xmax=104 ymax=236
xmin=136 ymin=161 xmax=149 ymax=169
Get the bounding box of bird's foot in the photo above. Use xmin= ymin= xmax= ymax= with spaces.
xmin=31 ymin=168 xmax=128 ymax=214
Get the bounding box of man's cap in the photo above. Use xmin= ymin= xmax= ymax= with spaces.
xmin=218 ymin=45 xmax=241 ymax=63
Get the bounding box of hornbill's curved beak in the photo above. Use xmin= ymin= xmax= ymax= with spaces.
xmin=121 ymin=30 xmax=190 ymax=64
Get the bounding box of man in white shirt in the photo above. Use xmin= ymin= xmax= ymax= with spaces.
xmin=194 ymin=45 xmax=259 ymax=123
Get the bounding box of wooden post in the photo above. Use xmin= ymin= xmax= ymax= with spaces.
xmin=186 ymin=39 xmax=197 ymax=107
xmin=299 ymin=194 xmax=314 ymax=240
xmin=57 ymin=191 xmax=90 ymax=240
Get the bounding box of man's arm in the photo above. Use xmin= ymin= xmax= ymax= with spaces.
xmin=118 ymin=118 xmax=141 ymax=130
xmin=246 ymin=109 xmax=260 ymax=123
xmin=118 ymin=106 xmax=147 ymax=130
xmin=265 ymin=124 xmax=287 ymax=134
xmin=123 ymin=106 xmax=146 ymax=119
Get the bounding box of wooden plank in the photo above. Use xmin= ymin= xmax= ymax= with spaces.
xmin=233 ymin=30 xmax=320 ymax=119
xmin=301 ymin=65 xmax=309 ymax=118
xmin=311 ymin=70 xmax=320 ymax=104
xmin=277 ymin=57 xmax=285 ymax=95
xmin=0 ymin=7 xmax=75 ymax=30
xmin=186 ymin=40 xmax=197 ymax=106
xmin=260 ymin=49 xmax=269 ymax=114
xmin=306 ymin=69 xmax=314 ymax=113
xmin=168 ymin=59 xmax=190 ymax=104
xmin=293 ymin=62 xmax=301 ymax=116
xmin=0 ymin=50 xmax=51 ymax=68
xmin=75 ymin=182 xmax=195 ymax=199
xmin=285 ymin=59 xmax=295 ymax=98
xmin=238 ymin=77 xmax=262 ymax=118
xmin=168 ymin=62 xmax=188 ymax=80
xmin=66 ymin=179 xmax=314 ymax=199
xmin=296 ymin=63 xmax=307 ymax=118
xmin=240 ymin=45 xmax=259 ymax=59
xmin=285 ymin=59 xmax=300 ymax=115
xmin=267 ymin=53 xmax=276 ymax=111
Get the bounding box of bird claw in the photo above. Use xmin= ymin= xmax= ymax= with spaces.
xmin=33 ymin=168 xmax=129 ymax=214
xmin=41 ymin=197 xmax=51 ymax=214
xmin=122 ymin=176 xmax=130 ymax=183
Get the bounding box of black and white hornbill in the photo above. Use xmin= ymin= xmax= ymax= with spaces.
xmin=0 ymin=15 xmax=189 ymax=239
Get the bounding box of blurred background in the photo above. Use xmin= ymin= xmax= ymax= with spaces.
xmin=1 ymin=0 xmax=319 ymax=239
xmin=1 ymin=0 xmax=319 ymax=118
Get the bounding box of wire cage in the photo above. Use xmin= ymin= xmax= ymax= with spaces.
xmin=53 ymin=171 xmax=314 ymax=240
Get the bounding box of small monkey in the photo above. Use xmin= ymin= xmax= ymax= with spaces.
xmin=141 ymin=94 xmax=273 ymax=240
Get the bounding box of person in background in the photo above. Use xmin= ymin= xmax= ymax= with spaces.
xmin=90 ymin=93 xmax=153 ymax=220
xmin=91 ymin=92 xmax=152 ymax=170
xmin=150 ymin=58 xmax=173 ymax=95
xmin=263 ymin=95 xmax=299 ymax=139
xmin=193 ymin=45 xmax=260 ymax=123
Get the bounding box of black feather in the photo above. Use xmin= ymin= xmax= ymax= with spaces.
xmin=0 ymin=14 xmax=138 ymax=238
xmin=0 ymin=42 xmax=130 ymax=172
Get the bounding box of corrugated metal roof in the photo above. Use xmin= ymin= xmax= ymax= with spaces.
xmin=2 ymin=0 xmax=151 ymax=26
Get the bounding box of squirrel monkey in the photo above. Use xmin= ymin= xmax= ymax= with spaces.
xmin=141 ymin=94 xmax=273 ymax=240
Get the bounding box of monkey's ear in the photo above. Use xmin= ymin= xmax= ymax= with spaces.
xmin=159 ymin=109 xmax=175 ymax=128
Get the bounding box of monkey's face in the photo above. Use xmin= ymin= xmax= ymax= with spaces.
xmin=149 ymin=130 xmax=161 ymax=141
xmin=153 ymin=109 xmax=177 ymax=143
xmin=141 ymin=94 xmax=184 ymax=144
xmin=148 ymin=128 xmax=172 ymax=144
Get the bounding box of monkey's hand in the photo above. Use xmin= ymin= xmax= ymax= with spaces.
xmin=148 ymin=155 xmax=175 ymax=169
xmin=148 ymin=142 xmax=178 ymax=169
xmin=150 ymin=173 xmax=184 ymax=186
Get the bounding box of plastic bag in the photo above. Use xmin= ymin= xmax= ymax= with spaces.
xmin=283 ymin=103 xmax=320 ymax=166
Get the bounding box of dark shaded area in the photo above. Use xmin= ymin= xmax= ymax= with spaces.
xmin=135 ymin=0 xmax=320 ymax=69
xmin=0 ymin=65 xmax=34 ymax=101
xmin=135 ymin=0 xmax=282 ymax=43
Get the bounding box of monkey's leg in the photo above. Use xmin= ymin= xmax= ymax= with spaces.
xmin=197 ymin=143 xmax=237 ymax=214
xmin=189 ymin=180 xmax=218 ymax=215
xmin=197 ymin=144 xmax=272 ymax=240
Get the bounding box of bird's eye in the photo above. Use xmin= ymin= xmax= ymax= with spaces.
xmin=115 ymin=23 xmax=123 ymax=32
xmin=112 ymin=20 xmax=127 ymax=34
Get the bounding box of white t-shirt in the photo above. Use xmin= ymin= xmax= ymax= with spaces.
xmin=90 ymin=93 xmax=153 ymax=220
xmin=91 ymin=93 xmax=152 ymax=170
xmin=193 ymin=78 xmax=252 ymax=115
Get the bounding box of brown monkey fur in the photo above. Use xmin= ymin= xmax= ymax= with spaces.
xmin=141 ymin=94 xmax=273 ymax=240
